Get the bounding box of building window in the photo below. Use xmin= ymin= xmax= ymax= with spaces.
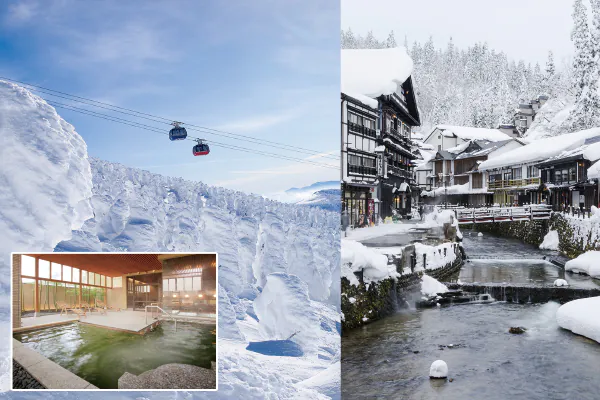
xmin=22 ymin=256 xmax=35 ymax=277
xmin=512 ymin=168 xmax=522 ymax=180
xmin=528 ymin=166 xmax=538 ymax=178
xmin=569 ymin=167 xmax=576 ymax=182
xmin=38 ymin=259 xmax=50 ymax=279
xmin=472 ymin=173 xmax=483 ymax=189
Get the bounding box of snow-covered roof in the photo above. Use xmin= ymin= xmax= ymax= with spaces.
xmin=341 ymin=47 xmax=413 ymax=109
xmin=415 ymin=149 xmax=435 ymax=171
xmin=411 ymin=132 xmax=424 ymax=140
xmin=589 ymin=160 xmax=600 ymax=180
xmin=428 ymin=125 xmax=511 ymax=143
xmin=454 ymin=139 xmax=517 ymax=160
xmin=480 ymin=128 xmax=600 ymax=171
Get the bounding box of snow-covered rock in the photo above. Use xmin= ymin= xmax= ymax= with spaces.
xmin=540 ymin=230 xmax=559 ymax=251
xmin=553 ymin=279 xmax=569 ymax=287
xmin=565 ymin=251 xmax=600 ymax=278
xmin=421 ymin=275 xmax=449 ymax=297
xmin=429 ymin=360 xmax=448 ymax=378
xmin=478 ymin=232 xmax=483 ymax=237
xmin=557 ymin=297 xmax=600 ymax=344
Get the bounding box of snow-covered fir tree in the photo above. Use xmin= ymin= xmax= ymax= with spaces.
xmin=564 ymin=0 xmax=600 ymax=132
xmin=385 ymin=31 xmax=397 ymax=48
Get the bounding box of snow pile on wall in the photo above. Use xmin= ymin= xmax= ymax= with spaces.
xmin=557 ymin=296 xmax=600 ymax=344
xmin=341 ymin=47 xmax=413 ymax=109
xmin=565 ymin=251 xmax=600 ymax=278
xmin=480 ymin=127 xmax=600 ymax=170
xmin=0 ymin=81 xmax=93 ymax=282
xmin=421 ymin=275 xmax=449 ymax=297
xmin=539 ymin=230 xmax=559 ymax=251
xmin=436 ymin=125 xmax=511 ymax=142
xmin=414 ymin=242 xmax=457 ymax=272
xmin=341 ymin=239 xmax=397 ymax=285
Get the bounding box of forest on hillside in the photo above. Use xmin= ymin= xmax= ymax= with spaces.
xmin=341 ymin=28 xmax=574 ymax=134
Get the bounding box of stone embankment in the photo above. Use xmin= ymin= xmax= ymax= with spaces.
xmin=342 ymin=243 xmax=463 ymax=331
xmin=468 ymin=212 xmax=599 ymax=259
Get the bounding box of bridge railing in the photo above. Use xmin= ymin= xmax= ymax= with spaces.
xmin=456 ymin=204 xmax=552 ymax=224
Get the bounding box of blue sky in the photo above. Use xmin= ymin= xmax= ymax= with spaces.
xmin=0 ymin=0 xmax=340 ymax=195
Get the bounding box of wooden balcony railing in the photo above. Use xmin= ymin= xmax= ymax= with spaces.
xmin=488 ymin=177 xmax=540 ymax=190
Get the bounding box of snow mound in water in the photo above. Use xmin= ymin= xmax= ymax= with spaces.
xmin=557 ymin=297 xmax=600 ymax=344
xmin=540 ymin=230 xmax=559 ymax=250
xmin=421 ymin=275 xmax=449 ymax=297
xmin=429 ymin=360 xmax=448 ymax=378
xmin=0 ymin=81 xmax=93 ymax=273
xmin=253 ymin=273 xmax=319 ymax=353
xmin=478 ymin=232 xmax=483 ymax=237
xmin=553 ymin=279 xmax=569 ymax=287
xmin=565 ymin=251 xmax=600 ymax=278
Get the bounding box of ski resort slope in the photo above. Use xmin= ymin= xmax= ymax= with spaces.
xmin=0 ymin=82 xmax=341 ymax=398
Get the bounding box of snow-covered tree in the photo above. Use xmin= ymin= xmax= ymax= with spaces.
xmin=564 ymin=0 xmax=600 ymax=131
xmin=385 ymin=31 xmax=397 ymax=48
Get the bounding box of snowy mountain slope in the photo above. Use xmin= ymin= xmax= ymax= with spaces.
xmin=1 ymin=83 xmax=341 ymax=398
xmin=268 ymin=180 xmax=341 ymax=212
xmin=286 ymin=181 xmax=339 ymax=195
xmin=0 ymin=80 xmax=93 ymax=283
xmin=296 ymin=189 xmax=341 ymax=212
xmin=55 ymin=159 xmax=341 ymax=398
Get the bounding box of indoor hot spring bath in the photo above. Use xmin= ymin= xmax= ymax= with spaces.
xmin=13 ymin=321 xmax=216 ymax=389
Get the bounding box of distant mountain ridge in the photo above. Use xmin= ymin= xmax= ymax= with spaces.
xmin=285 ymin=181 xmax=340 ymax=194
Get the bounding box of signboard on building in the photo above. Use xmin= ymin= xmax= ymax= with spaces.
xmin=377 ymin=154 xmax=384 ymax=177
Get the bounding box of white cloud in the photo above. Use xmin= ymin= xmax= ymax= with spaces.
xmin=215 ymin=151 xmax=338 ymax=194
xmin=212 ymin=110 xmax=302 ymax=133
xmin=6 ymin=1 xmax=38 ymax=24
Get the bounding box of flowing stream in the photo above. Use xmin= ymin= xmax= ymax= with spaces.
xmin=342 ymin=229 xmax=600 ymax=399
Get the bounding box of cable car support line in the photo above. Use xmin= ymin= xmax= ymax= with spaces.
xmin=46 ymin=101 xmax=339 ymax=170
xmin=0 ymin=76 xmax=339 ymax=161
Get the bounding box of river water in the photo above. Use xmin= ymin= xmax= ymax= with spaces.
xmin=342 ymin=229 xmax=600 ymax=399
